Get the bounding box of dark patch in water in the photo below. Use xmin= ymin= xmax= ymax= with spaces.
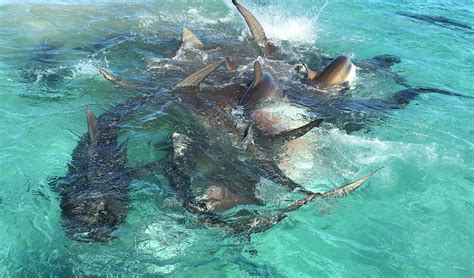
xmin=397 ymin=12 xmax=471 ymax=30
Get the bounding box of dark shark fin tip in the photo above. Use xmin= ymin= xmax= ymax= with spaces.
xmin=86 ymin=108 xmax=98 ymax=143
xmin=271 ymin=118 xmax=323 ymax=142
xmin=254 ymin=61 xmax=262 ymax=82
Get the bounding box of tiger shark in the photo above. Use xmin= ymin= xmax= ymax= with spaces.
xmin=168 ymin=132 xmax=382 ymax=234
xmin=50 ymin=60 xmax=233 ymax=242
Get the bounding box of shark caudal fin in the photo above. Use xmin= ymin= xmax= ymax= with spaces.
xmin=320 ymin=167 xmax=383 ymax=198
xmin=86 ymin=108 xmax=98 ymax=142
xmin=232 ymin=0 xmax=276 ymax=57
xmin=174 ymin=59 xmax=226 ymax=88
xmin=182 ymin=27 xmax=205 ymax=49
xmin=222 ymin=167 xmax=383 ymax=235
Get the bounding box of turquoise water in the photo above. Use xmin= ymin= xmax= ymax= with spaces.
xmin=0 ymin=0 xmax=473 ymax=276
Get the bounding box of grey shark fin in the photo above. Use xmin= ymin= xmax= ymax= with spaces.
xmin=271 ymin=118 xmax=323 ymax=142
xmin=183 ymin=27 xmax=205 ymax=49
xmin=86 ymin=108 xmax=98 ymax=142
xmin=97 ymin=67 xmax=120 ymax=83
xmin=223 ymin=167 xmax=383 ymax=235
xmin=225 ymin=57 xmax=238 ymax=71
xmin=232 ymin=0 xmax=276 ymax=56
xmin=321 ymin=167 xmax=383 ymax=198
xmin=254 ymin=61 xmax=262 ymax=82
xmin=232 ymin=0 xmax=268 ymax=47
xmin=174 ymin=59 xmax=225 ymax=88
xmin=97 ymin=67 xmax=138 ymax=90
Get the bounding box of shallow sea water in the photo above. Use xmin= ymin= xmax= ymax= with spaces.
xmin=0 ymin=0 xmax=473 ymax=276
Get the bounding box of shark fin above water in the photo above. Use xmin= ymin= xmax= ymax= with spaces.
xmin=175 ymin=59 xmax=226 ymax=88
xmin=182 ymin=27 xmax=205 ymax=49
xmin=96 ymin=67 xmax=140 ymax=90
xmin=270 ymin=118 xmax=324 ymax=142
xmin=253 ymin=61 xmax=262 ymax=82
xmin=232 ymin=0 xmax=276 ymax=57
xmin=223 ymin=168 xmax=383 ymax=234
xmin=320 ymin=167 xmax=383 ymax=198
xmin=86 ymin=108 xmax=98 ymax=143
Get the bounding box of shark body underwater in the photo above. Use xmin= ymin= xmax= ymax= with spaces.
xmin=49 ymin=0 xmax=472 ymax=242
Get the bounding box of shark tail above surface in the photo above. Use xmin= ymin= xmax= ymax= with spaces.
xmin=224 ymin=168 xmax=382 ymax=235
xmin=232 ymin=0 xmax=276 ymax=57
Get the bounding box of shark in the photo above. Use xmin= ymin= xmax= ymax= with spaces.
xmin=168 ymin=132 xmax=382 ymax=235
xmin=50 ymin=60 xmax=233 ymax=242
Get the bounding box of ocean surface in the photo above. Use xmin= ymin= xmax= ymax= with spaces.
xmin=0 ymin=0 xmax=473 ymax=276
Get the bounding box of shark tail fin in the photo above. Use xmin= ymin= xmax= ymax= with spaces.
xmin=225 ymin=167 xmax=383 ymax=235
xmin=321 ymin=167 xmax=383 ymax=198
xmin=254 ymin=61 xmax=262 ymax=82
xmin=232 ymin=0 xmax=275 ymax=56
xmin=225 ymin=57 xmax=238 ymax=71
xmin=174 ymin=59 xmax=225 ymax=88
xmin=271 ymin=118 xmax=324 ymax=142
xmin=86 ymin=108 xmax=98 ymax=143
xmin=182 ymin=27 xmax=205 ymax=49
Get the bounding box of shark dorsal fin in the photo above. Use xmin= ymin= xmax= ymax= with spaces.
xmin=86 ymin=108 xmax=98 ymax=143
xmin=254 ymin=61 xmax=262 ymax=82
xmin=175 ymin=59 xmax=225 ymax=88
xmin=182 ymin=27 xmax=205 ymax=49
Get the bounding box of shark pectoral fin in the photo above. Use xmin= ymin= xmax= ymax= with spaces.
xmin=321 ymin=167 xmax=383 ymax=199
xmin=96 ymin=67 xmax=138 ymax=90
xmin=271 ymin=118 xmax=323 ymax=142
xmin=182 ymin=27 xmax=205 ymax=49
xmin=253 ymin=61 xmax=262 ymax=82
xmin=174 ymin=59 xmax=225 ymax=88
xmin=225 ymin=57 xmax=238 ymax=71
xmin=97 ymin=67 xmax=120 ymax=83
xmin=86 ymin=108 xmax=98 ymax=142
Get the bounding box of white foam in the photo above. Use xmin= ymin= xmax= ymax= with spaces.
xmin=72 ymin=59 xmax=99 ymax=78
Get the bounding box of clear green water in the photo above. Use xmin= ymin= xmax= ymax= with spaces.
xmin=0 ymin=0 xmax=473 ymax=276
